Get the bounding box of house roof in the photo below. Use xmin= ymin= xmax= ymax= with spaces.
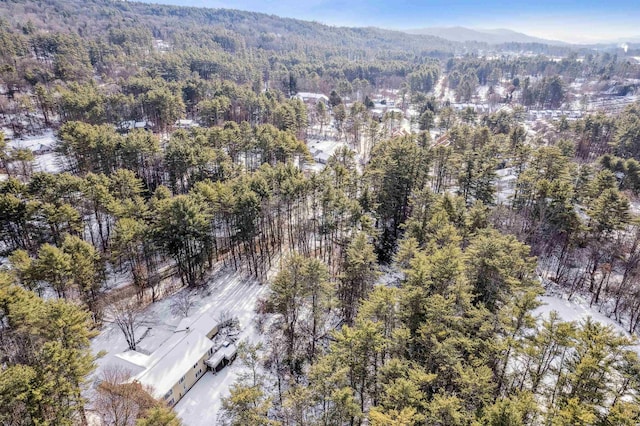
xmin=116 ymin=350 xmax=152 ymax=367
xmin=295 ymin=92 xmax=329 ymax=101
xmin=175 ymin=119 xmax=198 ymax=127
xmin=111 ymin=350 xmax=151 ymax=376
xmin=132 ymin=329 xmax=214 ymax=398
xmin=206 ymin=342 xmax=237 ymax=368
xmin=175 ymin=311 xmax=220 ymax=337
xmin=120 ymin=120 xmax=152 ymax=130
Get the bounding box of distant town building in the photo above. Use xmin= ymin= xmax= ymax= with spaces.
xmin=118 ymin=120 xmax=153 ymax=133
xmin=294 ymin=92 xmax=329 ymax=106
xmin=175 ymin=119 xmax=199 ymax=129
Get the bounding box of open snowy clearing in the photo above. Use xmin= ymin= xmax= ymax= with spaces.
xmin=32 ymin=152 xmax=63 ymax=173
xmin=5 ymin=130 xmax=64 ymax=173
xmin=535 ymin=292 xmax=640 ymax=353
xmin=6 ymin=129 xmax=57 ymax=151
xmin=88 ymin=268 xmax=268 ymax=424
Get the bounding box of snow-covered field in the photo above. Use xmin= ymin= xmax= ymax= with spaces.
xmin=89 ymin=268 xmax=268 ymax=425
xmin=536 ymin=294 xmax=622 ymax=330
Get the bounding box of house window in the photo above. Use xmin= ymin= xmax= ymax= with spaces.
xmin=164 ymin=389 xmax=173 ymax=399
xmin=193 ymin=363 xmax=198 ymax=369
xmin=179 ymin=376 xmax=185 ymax=384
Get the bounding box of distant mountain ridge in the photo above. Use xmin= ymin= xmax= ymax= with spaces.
xmin=405 ymin=26 xmax=569 ymax=45
xmin=607 ymin=36 xmax=640 ymax=44
xmin=0 ymin=0 xmax=466 ymax=56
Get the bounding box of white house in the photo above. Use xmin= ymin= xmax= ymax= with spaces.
xmin=294 ymin=92 xmax=329 ymax=106
xmin=110 ymin=313 xmax=225 ymax=406
xmin=175 ymin=311 xmax=221 ymax=340
xmin=113 ymin=329 xmax=214 ymax=406
xmin=118 ymin=120 xmax=153 ymax=133
xmin=175 ymin=119 xmax=199 ymax=129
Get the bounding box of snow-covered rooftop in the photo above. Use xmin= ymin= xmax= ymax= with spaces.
xmin=295 ymin=92 xmax=328 ymax=101
xmin=111 ymin=350 xmax=151 ymax=376
xmin=175 ymin=311 xmax=219 ymax=337
xmin=119 ymin=120 xmax=152 ymax=130
xmin=206 ymin=342 xmax=237 ymax=368
xmin=133 ymin=329 xmax=214 ymax=398
xmin=116 ymin=350 xmax=151 ymax=367
xmin=175 ymin=119 xmax=199 ymax=128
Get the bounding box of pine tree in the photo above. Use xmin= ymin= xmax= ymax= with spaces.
xmin=136 ymin=406 xmax=183 ymax=426
xmin=153 ymin=194 xmax=212 ymax=287
xmin=0 ymin=272 xmax=96 ymax=425
xmin=220 ymin=383 xmax=279 ymax=426
xmin=339 ymin=232 xmax=379 ymax=324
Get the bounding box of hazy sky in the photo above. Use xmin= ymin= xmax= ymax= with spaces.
xmin=143 ymin=0 xmax=640 ymax=43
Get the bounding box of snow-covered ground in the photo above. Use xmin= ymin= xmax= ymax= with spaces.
xmin=536 ymin=294 xmax=622 ymax=330
xmin=535 ymin=292 xmax=640 ymax=354
xmin=5 ymin=130 xmax=63 ymax=173
xmin=477 ymin=85 xmax=489 ymax=101
xmin=495 ymin=167 xmax=516 ymax=204
xmin=89 ymin=268 xmax=268 ymax=425
xmin=6 ymin=129 xmax=56 ymax=151
xmin=32 ymin=152 xmax=63 ymax=173
xmin=433 ymin=75 xmax=455 ymax=103
xmin=377 ymin=265 xmax=402 ymax=287
xmin=629 ymin=199 xmax=640 ymax=217
xmin=102 ymin=266 xmax=133 ymax=292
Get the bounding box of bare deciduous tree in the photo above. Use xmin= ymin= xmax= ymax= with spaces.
xmin=107 ymin=298 xmax=146 ymax=351
xmin=170 ymin=289 xmax=196 ymax=318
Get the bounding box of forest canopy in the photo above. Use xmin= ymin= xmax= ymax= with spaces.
xmin=1 ymin=0 xmax=640 ymax=425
